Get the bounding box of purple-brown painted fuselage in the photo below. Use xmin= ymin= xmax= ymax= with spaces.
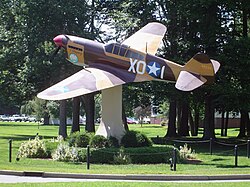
xmin=38 ymin=22 xmax=220 ymax=100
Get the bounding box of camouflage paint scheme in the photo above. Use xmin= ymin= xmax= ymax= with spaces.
xmin=37 ymin=22 xmax=220 ymax=100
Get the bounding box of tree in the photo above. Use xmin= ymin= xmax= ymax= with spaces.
xmin=71 ymin=96 xmax=80 ymax=133
xmin=83 ymin=93 xmax=95 ymax=132
xmin=165 ymin=99 xmax=177 ymax=137
xmin=178 ymin=97 xmax=190 ymax=137
xmin=59 ymin=100 xmax=67 ymax=138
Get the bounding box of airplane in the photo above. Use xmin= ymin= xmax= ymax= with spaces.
xmin=37 ymin=22 xmax=220 ymax=100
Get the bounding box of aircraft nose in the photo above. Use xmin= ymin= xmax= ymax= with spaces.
xmin=53 ymin=35 xmax=66 ymax=47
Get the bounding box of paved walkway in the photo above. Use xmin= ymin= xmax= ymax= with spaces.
xmin=0 ymin=174 xmax=100 ymax=183
xmin=0 ymin=170 xmax=250 ymax=183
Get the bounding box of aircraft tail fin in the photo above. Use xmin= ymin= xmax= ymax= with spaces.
xmin=175 ymin=53 xmax=220 ymax=91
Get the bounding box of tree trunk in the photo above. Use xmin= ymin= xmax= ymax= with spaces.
xmin=179 ymin=101 xmax=190 ymax=136
xmin=71 ymin=96 xmax=80 ymax=133
xmin=83 ymin=93 xmax=95 ymax=132
xmin=224 ymin=111 xmax=229 ymax=136
xmin=202 ymin=94 xmax=215 ymax=140
xmin=59 ymin=100 xmax=67 ymax=138
xmin=43 ymin=112 xmax=50 ymax=125
xmin=122 ymin=104 xmax=129 ymax=131
xmin=238 ymin=110 xmax=247 ymax=137
xmin=242 ymin=1 xmax=248 ymax=38
xmin=194 ymin=105 xmax=200 ymax=136
xmin=221 ymin=110 xmax=225 ymax=136
xmin=246 ymin=112 xmax=250 ymax=137
xmin=165 ymin=99 xmax=177 ymax=137
xmin=189 ymin=109 xmax=195 ymax=136
xmin=177 ymin=101 xmax=182 ymax=134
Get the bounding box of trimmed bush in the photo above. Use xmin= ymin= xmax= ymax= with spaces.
xmin=108 ymin=136 xmax=119 ymax=148
xmin=79 ymin=145 xmax=179 ymax=164
xmin=121 ymin=131 xmax=152 ymax=148
xmin=17 ymin=136 xmax=47 ymax=159
xmin=45 ymin=141 xmax=59 ymax=158
xmin=52 ymin=143 xmax=79 ymax=162
xmin=90 ymin=148 xmax=115 ymax=163
xmin=123 ymin=146 xmax=177 ymax=164
xmin=68 ymin=132 xmax=91 ymax=148
xmin=90 ymin=135 xmax=109 ymax=148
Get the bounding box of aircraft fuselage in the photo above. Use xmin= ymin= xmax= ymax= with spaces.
xmin=55 ymin=35 xmax=183 ymax=83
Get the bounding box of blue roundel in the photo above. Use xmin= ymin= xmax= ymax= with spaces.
xmin=69 ymin=53 xmax=78 ymax=63
xmin=54 ymin=86 xmax=69 ymax=93
xmin=146 ymin=62 xmax=161 ymax=77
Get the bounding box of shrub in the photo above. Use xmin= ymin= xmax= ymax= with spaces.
xmin=83 ymin=145 xmax=179 ymax=164
xmin=124 ymin=146 xmax=178 ymax=164
xmin=179 ymin=144 xmax=196 ymax=160
xmin=121 ymin=131 xmax=152 ymax=148
xmin=89 ymin=148 xmax=116 ymax=163
xmin=52 ymin=143 xmax=79 ymax=162
xmin=68 ymin=132 xmax=91 ymax=148
xmin=45 ymin=135 xmax=63 ymax=158
xmin=113 ymin=147 xmax=131 ymax=165
xmin=17 ymin=136 xmax=47 ymax=159
xmin=108 ymin=136 xmax=119 ymax=148
xmin=45 ymin=141 xmax=59 ymax=158
xmin=160 ymin=120 xmax=168 ymax=126
xmin=77 ymin=148 xmax=87 ymax=162
xmin=90 ymin=135 xmax=109 ymax=148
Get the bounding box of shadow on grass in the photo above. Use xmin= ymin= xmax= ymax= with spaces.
xmin=0 ymin=123 xmax=62 ymax=127
xmin=199 ymin=161 xmax=250 ymax=168
xmin=212 ymin=158 xmax=227 ymax=162
xmin=216 ymin=164 xmax=250 ymax=168
xmin=0 ymin=123 xmax=36 ymax=127
xmin=154 ymin=136 xmax=248 ymax=150
xmin=137 ymin=125 xmax=163 ymax=129
xmin=0 ymin=134 xmax=56 ymax=141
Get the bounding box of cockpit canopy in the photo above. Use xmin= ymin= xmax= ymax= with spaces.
xmin=104 ymin=43 xmax=144 ymax=60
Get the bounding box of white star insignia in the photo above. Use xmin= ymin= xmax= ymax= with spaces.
xmin=147 ymin=62 xmax=160 ymax=76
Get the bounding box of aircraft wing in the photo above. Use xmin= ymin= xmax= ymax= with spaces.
xmin=37 ymin=68 xmax=128 ymax=100
xmin=37 ymin=66 xmax=151 ymax=100
xmin=122 ymin=22 xmax=167 ymax=55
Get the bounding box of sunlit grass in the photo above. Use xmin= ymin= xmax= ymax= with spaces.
xmin=0 ymin=122 xmax=249 ymax=175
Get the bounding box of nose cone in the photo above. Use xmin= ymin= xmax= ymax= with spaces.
xmin=53 ymin=35 xmax=66 ymax=47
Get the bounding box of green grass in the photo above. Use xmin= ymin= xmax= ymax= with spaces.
xmin=1 ymin=182 xmax=250 ymax=187
xmin=0 ymin=122 xmax=250 ymax=175
xmin=129 ymin=124 xmax=167 ymax=138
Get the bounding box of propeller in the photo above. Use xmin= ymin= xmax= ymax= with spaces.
xmin=49 ymin=34 xmax=70 ymax=62
xmin=49 ymin=46 xmax=61 ymax=62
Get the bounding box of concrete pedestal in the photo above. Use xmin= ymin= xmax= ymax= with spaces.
xmin=96 ymin=85 xmax=125 ymax=141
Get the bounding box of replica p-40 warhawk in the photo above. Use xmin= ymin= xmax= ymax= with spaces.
xmin=37 ymin=22 xmax=220 ymax=100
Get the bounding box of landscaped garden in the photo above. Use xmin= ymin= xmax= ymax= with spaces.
xmin=0 ymin=122 xmax=249 ymax=176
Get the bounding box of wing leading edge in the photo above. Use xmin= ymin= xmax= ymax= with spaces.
xmin=37 ymin=68 xmax=126 ymax=100
xmin=122 ymin=22 xmax=167 ymax=55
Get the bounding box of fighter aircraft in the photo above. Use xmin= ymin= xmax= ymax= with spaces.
xmin=37 ymin=22 xmax=220 ymax=100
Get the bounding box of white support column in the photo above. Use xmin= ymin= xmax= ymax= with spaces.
xmin=96 ymin=85 xmax=125 ymax=141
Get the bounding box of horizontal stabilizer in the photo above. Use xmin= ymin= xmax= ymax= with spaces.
xmin=175 ymin=71 xmax=207 ymax=91
xmin=211 ymin=59 xmax=220 ymax=73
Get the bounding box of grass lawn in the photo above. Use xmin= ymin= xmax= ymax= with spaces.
xmin=0 ymin=122 xmax=250 ymax=175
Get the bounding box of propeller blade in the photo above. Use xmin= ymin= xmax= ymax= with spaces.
xmin=64 ymin=35 xmax=70 ymax=40
xmin=50 ymin=46 xmax=61 ymax=62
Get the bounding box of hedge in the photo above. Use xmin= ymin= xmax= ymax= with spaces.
xmin=78 ymin=145 xmax=179 ymax=164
